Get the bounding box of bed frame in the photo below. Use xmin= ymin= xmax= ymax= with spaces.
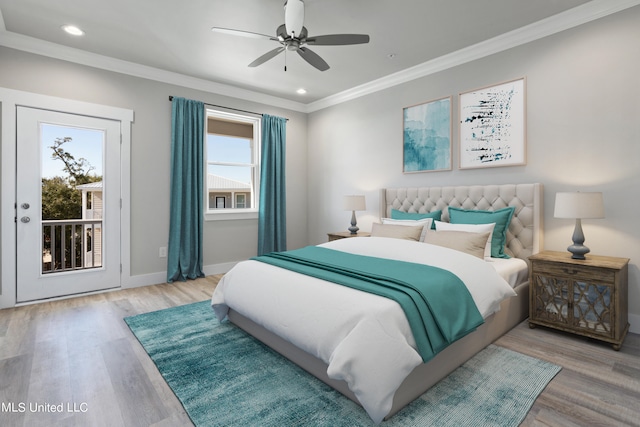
xmin=229 ymin=183 xmax=543 ymax=420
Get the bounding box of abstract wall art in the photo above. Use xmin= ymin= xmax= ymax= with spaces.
xmin=403 ymin=96 xmax=452 ymax=173
xmin=459 ymin=78 xmax=526 ymax=169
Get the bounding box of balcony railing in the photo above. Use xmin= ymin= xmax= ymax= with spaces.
xmin=42 ymin=219 xmax=103 ymax=274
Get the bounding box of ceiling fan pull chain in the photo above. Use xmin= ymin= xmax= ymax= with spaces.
xmin=284 ymin=49 xmax=287 ymax=72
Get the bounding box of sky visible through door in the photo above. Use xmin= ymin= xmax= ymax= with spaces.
xmin=41 ymin=124 xmax=103 ymax=180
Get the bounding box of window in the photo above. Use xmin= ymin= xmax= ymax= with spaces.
xmin=205 ymin=109 xmax=261 ymax=220
xmin=236 ymin=194 xmax=246 ymax=208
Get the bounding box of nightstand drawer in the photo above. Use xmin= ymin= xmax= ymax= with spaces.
xmin=533 ymin=261 xmax=615 ymax=282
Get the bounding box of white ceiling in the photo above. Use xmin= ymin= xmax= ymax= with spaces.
xmin=0 ymin=0 xmax=636 ymax=111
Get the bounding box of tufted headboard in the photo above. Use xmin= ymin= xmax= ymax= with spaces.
xmin=380 ymin=183 xmax=543 ymax=261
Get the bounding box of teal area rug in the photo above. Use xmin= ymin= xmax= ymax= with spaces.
xmin=125 ymin=301 xmax=561 ymax=426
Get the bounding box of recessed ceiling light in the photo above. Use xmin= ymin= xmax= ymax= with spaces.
xmin=296 ymin=88 xmax=307 ymax=95
xmin=61 ymin=25 xmax=85 ymax=36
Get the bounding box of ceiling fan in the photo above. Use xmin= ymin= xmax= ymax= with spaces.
xmin=211 ymin=0 xmax=370 ymax=71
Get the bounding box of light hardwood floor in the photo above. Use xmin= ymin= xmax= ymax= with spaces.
xmin=1 ymin=276 xmax=638 ymax=427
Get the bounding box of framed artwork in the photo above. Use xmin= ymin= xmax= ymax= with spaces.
xmin=459 ymin=78 xmax=526 ymax=169
xmin=403 ymin=96 xmax=452 ymax=173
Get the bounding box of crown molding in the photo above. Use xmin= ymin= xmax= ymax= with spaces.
xmin=2 ymin=0 xmax=638 ymax=114
xmin=0 ymin=30 xmax=307 ymax=113
xmin=305 ymin=0 xmax=640 ymax=112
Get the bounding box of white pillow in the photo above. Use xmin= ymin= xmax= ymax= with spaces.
xmin=434 ymin=220 xmax=496 ymax=259
xmin=381 ymin=217 xmax=432 ymax=242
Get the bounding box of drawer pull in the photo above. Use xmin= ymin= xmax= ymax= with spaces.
xmin=563 ymin=268 xmax=579 ymax=275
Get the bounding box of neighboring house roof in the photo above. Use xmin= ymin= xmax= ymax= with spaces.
xmin=207 ymin=174 xmax=250 ymax=191
xmin=76 ymin=181 xmax=103 ymax=190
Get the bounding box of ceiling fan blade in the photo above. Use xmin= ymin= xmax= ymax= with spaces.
xmin=305 ymin=34 xmax=370 ymax=46
xmin=248 ymin=47 xmax=286 ymax=67
xmin=212 ymin=27 xmax=279 ymax=42
xmin=297 ymin=47 xmax=329 ymax=71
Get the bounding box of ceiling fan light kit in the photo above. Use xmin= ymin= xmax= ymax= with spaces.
xmin=284 ymin=0 xmax=304 ymax=38
xmin=212 ymin=0 xmax=369 ymax=72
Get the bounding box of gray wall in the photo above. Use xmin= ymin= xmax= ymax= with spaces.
xmin=0 ymin=46 xmax=308 ymax=278
xmin=307 ymin=7 xmax=640 ymax=326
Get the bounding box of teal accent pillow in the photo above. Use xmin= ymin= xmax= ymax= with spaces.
xmin=448 ymin=206 xmax=515 ymax=258
xmin=391 ymin=209 xmax=442 ymax=229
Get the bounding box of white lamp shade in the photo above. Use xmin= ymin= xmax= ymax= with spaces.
xmin=554 ymin=192 xmax=605 ymax=219
xmin=343 ymin=195 xmax=366 ymax=211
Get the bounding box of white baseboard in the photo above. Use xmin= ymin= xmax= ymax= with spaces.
xmin=123 ymin=271 xmax=167 ymax=289
xmin=123 ymin=261 xmax=237 ymax=289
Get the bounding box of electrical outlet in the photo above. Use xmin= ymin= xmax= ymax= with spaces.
xmin=159 ymin=247 xmax=167 ymax=258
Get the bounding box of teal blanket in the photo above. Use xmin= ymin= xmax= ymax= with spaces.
xmin=252 ymin=246 xmax=484 ymax=362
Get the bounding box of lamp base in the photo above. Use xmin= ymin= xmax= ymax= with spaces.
xmin=568 ymin=218 xmax=589 ymax=260
xmin=348 ymin=210 xmax=359 ymax=235
xmin=567 ymin=244 xmax=590 ymax=260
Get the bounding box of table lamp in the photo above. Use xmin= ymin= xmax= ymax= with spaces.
xmin=554 ymin=192 xmax=605 ymax=260
xmin=343 ymin=195 xmax=366 ymax=234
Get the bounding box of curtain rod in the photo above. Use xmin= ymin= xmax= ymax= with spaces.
xmin=168 ymin=96 xmax=288 ymax=121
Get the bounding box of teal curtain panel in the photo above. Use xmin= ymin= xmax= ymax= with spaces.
xmin=258 ymin=115 xmax=287 ymax=256
xmin=167 ymin=97 xmax=205 ymax=282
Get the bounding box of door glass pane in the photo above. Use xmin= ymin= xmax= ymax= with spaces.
xmin=534 ymin=275 xmax=570 ymax=324
xmin=41 ymin=124 xmax=104 ymax=273
xmin=573 ymin=281 xmax=611 ymax=334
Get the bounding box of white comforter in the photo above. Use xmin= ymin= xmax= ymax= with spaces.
xmin=211 ymin=237 xmax=517 ymax=423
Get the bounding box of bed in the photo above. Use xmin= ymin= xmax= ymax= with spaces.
xmin=212 ymin=183 xmax=543 ymax=423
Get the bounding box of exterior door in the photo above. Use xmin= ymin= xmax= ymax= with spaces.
xmin=16 ymin=107 xmax=121 ymax=302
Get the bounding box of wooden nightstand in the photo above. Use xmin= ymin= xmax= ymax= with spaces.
xmin=528 ymin=250 xmax=629 ymax=350
xmin=327 ymin=231 xmax=371 ymax=241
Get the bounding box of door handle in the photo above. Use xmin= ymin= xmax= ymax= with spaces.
xmin=20 ymin=216 xmax=31 ymax=223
